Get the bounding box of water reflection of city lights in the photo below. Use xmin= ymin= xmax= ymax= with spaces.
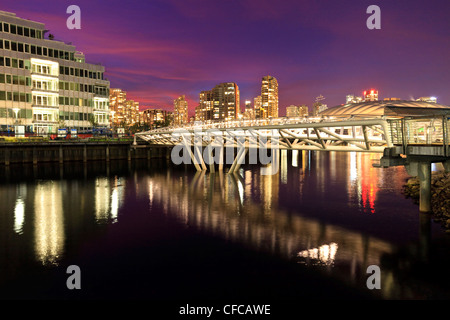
xmin=360 ymin=155 xmax=377 ymax=214
xmin=95 ymin=177 xmax=125 ymax=224
xmin=292 ymin=150 xmax=298 ymax=167
xmin=138 ymin=164 xmax=399 ymax=299
xmin=95 ymin=178 xmax=110 ymax=222
xmin=14 ymin=198 xmax=25 ymax=235
xmin=110 ymin=177 xmax=125 ymax=223
xmin=237 ymin=176 xmax=244 ymax=204
xmin=14 ymin=184 xmax=27 ymax=235
xmin=111 ymin=188 xmax=119 ymax=222
xmin=281 ymin=150 xmax=287 ymax=184
xmin=347 ymin=153 xmax=378 ymax=214
xmin=349 ymin=152 xmax=357 ymax=182
xmin=34 ymin=182 xmax=64 ymax=265
xmin=297 ymin=243 xmax=338 ymax=266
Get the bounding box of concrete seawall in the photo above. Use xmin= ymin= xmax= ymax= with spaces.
xmin=0 ymin=142 xmax=170 ymax=165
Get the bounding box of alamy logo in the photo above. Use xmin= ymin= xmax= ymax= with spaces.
xmin=170 ymin=128 xmax=280 ymax=175
xmin=366 ymin=265 xmax=381 ymax=289
xmin=366 ymin=5 xmax=381 ymax=30
xmin=66 ymin=5 xmax=81 ymax=30
xmin=66 ymin=265 xmax=81 ymax=289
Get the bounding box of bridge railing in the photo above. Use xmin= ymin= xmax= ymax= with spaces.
xmin=145 ymin=116 xmax=366 ymax=134
xmin=137 ymin=118 xmax=392 ymax=153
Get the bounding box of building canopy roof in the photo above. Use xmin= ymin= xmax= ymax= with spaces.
xmin=320 ymin=100 xmax=450 ymax=118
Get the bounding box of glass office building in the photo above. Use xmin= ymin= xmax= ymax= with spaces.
xmin=0 ymin=10 xmax=110 ymax=135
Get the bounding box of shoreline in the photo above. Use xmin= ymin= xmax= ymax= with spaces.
xmin=402 ymin=171 xmax=450 ymax=233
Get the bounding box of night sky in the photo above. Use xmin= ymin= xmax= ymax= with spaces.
xmin=2 ymin=0 xmax=449 ymax=115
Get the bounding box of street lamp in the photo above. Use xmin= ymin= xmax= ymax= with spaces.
xmin=110 ymin=111 xmax=116 ymax=127
xmin=6 ymin=107 xmax=9 ymax=136
xmin=12 ymin=108 xmax=20 ymax=124
xmin=110 ymin=110 xmax=116 ymax=137
xmin=12 ymin=108 xmax=20 ymax=137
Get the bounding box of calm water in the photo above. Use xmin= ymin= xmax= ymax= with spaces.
xmin=1 ymin=150 xmax=450 ymax=300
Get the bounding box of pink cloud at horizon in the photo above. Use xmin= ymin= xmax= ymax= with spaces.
xmin=1 ymin=0 xmax=449 ymax=115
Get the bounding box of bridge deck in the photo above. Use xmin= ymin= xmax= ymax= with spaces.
xmin=135 ymin=115 xmax=449 ymax=172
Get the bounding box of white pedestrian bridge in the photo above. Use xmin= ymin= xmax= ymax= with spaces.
xmin=136 ymin=100 xmax=450 ymax=213
xmin=136 ymin=100 xmax=449 ymax=171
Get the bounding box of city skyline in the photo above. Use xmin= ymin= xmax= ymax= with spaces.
xmin=1 ymin=0 xmax=449 ymax=116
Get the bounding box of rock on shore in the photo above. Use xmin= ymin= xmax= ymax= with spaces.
xmin=402 ymin=171 xmax=450 ymax=232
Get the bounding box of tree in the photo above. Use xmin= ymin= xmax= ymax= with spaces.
xmin=58 ymin=119 xmax=66 ymax=129
xmin=88 ymin=114 xmax=97 ymax=128
xmin=153 ymin=120 xmax=165 ymax=129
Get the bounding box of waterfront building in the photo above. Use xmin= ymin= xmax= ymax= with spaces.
xmin=313 ymin=103 xmax=328 ymax=116
xmin=109 ymin=88 xmax=140 ymax=128
xmin=286 ymin=105 xmax=308 ymax=118
xmin=346 ymin=94 xmax=364 ymax=104
xmin=363 ymin=89 xmax=379 ymax=102
xmin=214 ymin=82 xmax=239 ymax=121
xmin=0 ymin=11 xmax=110 ymax=135
xmin=196 ymin=83 xmax=240 ymax=121
xmin=109 ymin=88 xmax=126 ymax=127
xmin=260 ymin=75 xmax=278 ymax=118
xmin=194 ymin=104 xmax=203 ymax=121
xmin=321 ymin=99 xmax=450 ymax=118
xmin=141 ymin=108 xmax=171 ymax=128
xmin=245 ymin=100 xmax=251 ymax=110
xmin=242 ymin=100 xmax=255 ymax=120
xmin=313 ymin=95 xmax=327 ymax=116
xmin=124 ymin=99 xmax=139 ymax=126
xmin=416 ymin=96 xmax=437 ymax=103
xmin=299 ymin=104 xmax=309 ymax=117
xmin=286 ymin=105 xmax=299 ymax=117
xmin=254 ymin=95 xmax=262 ymax=119
xmin=195 ymin=90 xmax=214 ymax=121
xmin=173 ymin=95 xmax=188 ymax=125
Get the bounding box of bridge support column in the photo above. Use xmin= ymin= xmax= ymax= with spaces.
xmin=194 ymin=145 xmax=206 ymax=171
xmin=205 ymin=145 xmax=215 ymax=173
xmin=59 ymin=145 xmax=63 ymax=164
xmin=229 ymin=148 xmax=247 ymax=173
xmin=4 ymin=147 xmax=10 ymax=166
xmin=190 ymin=149 xmax=202 ymax=171
xmin=443 ymin=160 xmax=450 ymax=173
xmin=218 ymin=145 xmax=224 ymax=171
xmin=33 ymin=147 xmax=38 ymax=165
xmin=418 ymin=161 xmax=432 ymax=213
xmin=83 ymin=144 xmax=87 ymax=163
xmin=183 ymin=145 xmax=201 ymax=172
xmin=406 ymin=160 xmax=433 ymax=213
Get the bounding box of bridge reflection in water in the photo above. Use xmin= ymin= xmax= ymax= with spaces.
xmin=142 ymin=150 xmax=439 ymax=299
xmin=1 ymin=151 xmax=448 ymax=299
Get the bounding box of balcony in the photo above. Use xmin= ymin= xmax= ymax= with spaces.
xmin=30 ymin=69 xmax=58 ymax=78
xmin=32 ymin=119 xmax=58 ymax=124
xmin=32 ymin=104 xmax=59 ymax=109
xmin=30 ymin=58 xmax=59 ymax=77
xmin=31 ymin=87 xmax=59 ymax=93
xmin=93 ymin=108 xmax=109 ymax=113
